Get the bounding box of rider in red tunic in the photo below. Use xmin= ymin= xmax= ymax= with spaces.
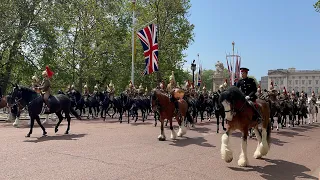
xmin=37 ymin=66 xmax=54 ymax=113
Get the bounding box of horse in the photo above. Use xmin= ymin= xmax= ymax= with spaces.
xmin=219 ymin=86 xmax=271 ymax=167
xmin=0 ymin=96 xmax=7 ymax=109
xmin=212 ymin=92 xmax=226 ymax=133
xmin=308 ymin=99 xmax=318 ymax=124
xmin=68 ymin=90 xmax=85 ymax=116
xmin=10 ymin=85 xmax=81 ymax=137
xmin=151 ymin=89 xmax=193 ymax=141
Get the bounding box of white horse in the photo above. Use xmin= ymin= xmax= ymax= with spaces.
xmin=308 ymin=99 xmax=318 ymax=124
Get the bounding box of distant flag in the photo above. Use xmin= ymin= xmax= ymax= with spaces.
xmin=137 ymin=24 xmax=159 ymax=75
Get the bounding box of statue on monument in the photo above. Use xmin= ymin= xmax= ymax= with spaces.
xmin=215 ymin=61 xmax=224 ymax=76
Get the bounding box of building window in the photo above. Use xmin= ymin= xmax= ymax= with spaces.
xmin=289 ymin=80 xmax=292 ymax=85
xmin=299 ymin=76 xmax=301 ymax=79
xmin=302 ymin=87 xmax=305 ymax=92
xmin=308 ymin=87 xmax=312 ymax=94
xmin=289 ymin=87 xmax=292 ymax=91
xmin=280 ymin=80 xmax=283 ymax=85
xmin=316 ymin=87 xmax=319 ymax=94
xmin=316 ymin=80 xmax=319 ymax=85
xmin=306 ymin=76 xmax=308 ymax=79
xmin=313 ymin=76 xmax=315 ymax=79
xmin=302 ymin=80 xmax=305 ymax=85
xmin=292 ymin=76 xmax=295 ymax=79
xmin=295 ymin=87 xmax=299 ymax=91
xmin=309 ymin=80 xmax=312 ymax=85
xmin=295 ymin=80 xmax=298 ymax=84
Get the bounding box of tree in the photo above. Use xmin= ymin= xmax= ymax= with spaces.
xmin=314 ymin=0 xmax=320 ymax=12
xmin=248 ymin=76 xmax=259 ymax=87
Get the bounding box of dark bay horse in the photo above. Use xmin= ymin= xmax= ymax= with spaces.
xmin=219 ymin=86 xmax=271 ymax=167
xmin=212 ymin=92 xmax=226 ymax=133
xmin=10 ymin=85 xmax=81 ymax=137
xmin=0 ymin=96 xmax=7 ymax=109
xmin=68 ymin=90 xmax=85 ymax=116
xmin=151 ymin=89 xmax=193 ymax=141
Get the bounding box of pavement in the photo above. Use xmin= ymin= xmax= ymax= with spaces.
xmin=0 ymin=114 xmax=320 ymax=180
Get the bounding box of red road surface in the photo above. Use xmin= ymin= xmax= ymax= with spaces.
xmin=0 ymin=116 xmax=320 ymax=180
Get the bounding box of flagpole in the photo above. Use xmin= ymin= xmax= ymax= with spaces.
xmin=197 ymin=53 xmax=200 ymax=88
xmin=231 ymin=41 xmax=235 ymax=86
xmin=131 ymin=0 xmax=136 ymax=85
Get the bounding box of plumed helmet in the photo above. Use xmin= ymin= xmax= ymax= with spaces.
xmin=32 ymin=75 xmax=38 ymax=81
xmin=139 ymin=83 xmax=143 ymax=89
xmin=94 ymin=84 xmax=99 ymax=90
xmin=71 ymin=84 xmax=75 ymax=89
xmin=202 ymin=85 xmax=206 ymax=90
xmin=257 ymin=85 xmax=261 ymax=92
xmin=109 ymin=80 xmax=114 ymax=88
xmin=169 ymin=71 xmax=175 ymax=81
xmin=129 ymin=80 xmax=133 ymax=88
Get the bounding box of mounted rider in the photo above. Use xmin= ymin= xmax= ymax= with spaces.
xmin=31 ymin=75 xmax=41 ymax=93
xmin=166 ymin=71 xmax=176 ymax=93
xmin=107 ymin=80 xmax=115 ymax=101
xmin=83 ymin=83 xmax=90 ymax=96
xmin=93 ymin=84 xmax=99 ymax=95
xmin=70 ymin=83 xmax=76 ymax=94
xmin=279 ymin=87 xmax=289 ymax=101
xmin=310 ymin=91 xmax=317 ymax=104
xmin=127 ymin=80 xmax=136 ymax=97
xmin=138 ymin=83 xmax=145 ymax=96
xmin=202 ymin=84 xmax=208 ymax=98
xmin=37 ymin=66 xmax=54 ymax=113
xmin=167 ymin=71 xmax=181 ymax=115
xmin=144 ymin=87 xmax=148 ymax=96
xmin=236 ymin=67 xmax=262 ymax=121
xmin=300 ymin=91 xmax=307 ymax=105
xmin=291 ymin=89 xmax=298 ymax=102
xmin=159 ymin=80 xmax=166 ymax=92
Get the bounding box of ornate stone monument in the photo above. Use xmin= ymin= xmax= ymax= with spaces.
xmin=212 ymin=61 xmax=226 ymax=91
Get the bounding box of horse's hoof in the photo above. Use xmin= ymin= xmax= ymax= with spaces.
xmin=158 ymin=135 xmax=166 ymax=141
xmin=217 ymin=130 xmax=219 ymax=133
xmin=55 ymin=128 xmax=58 ymax=133
xmin=43 ymin=132 xmax=47 ymax=136
xmin=223 ymin=128 xmax=227 ymax=131
xmin=25 ymin=134 xmax=30 ymax=137
xmin=64 ymin=131 xmax=69 ymax=135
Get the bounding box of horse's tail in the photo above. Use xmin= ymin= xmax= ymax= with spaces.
xmin=70 ymin=107 xmax=81 ymax=120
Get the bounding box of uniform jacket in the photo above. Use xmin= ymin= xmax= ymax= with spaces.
xmin=236 ymin=77 xmax=257 ymax=100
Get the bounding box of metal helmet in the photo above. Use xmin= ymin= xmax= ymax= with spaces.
xmin=139 ymin=83 xmax=143 ymax=89
xmin=32 ymin=75 xmax=38 ymax=81
xmin=71 ymin=84 xmax=75 ymax=89
xmin=94 ymin=84 xmax=99 ymax=90
xmin=129 ymin=80 xmax=133 ymax=88
xmin=109 ymin=80 xmax=114 ymax=88
xmin=169 ymin=71 xmax=175 ymax=82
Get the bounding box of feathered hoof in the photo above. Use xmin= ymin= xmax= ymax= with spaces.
xmin=158 ymin=134 xmax=166 ymax=141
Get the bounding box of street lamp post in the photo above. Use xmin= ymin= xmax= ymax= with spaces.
xmin=191 ymin=60 xmax=196 ymax=85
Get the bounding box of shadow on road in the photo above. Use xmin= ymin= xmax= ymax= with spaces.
xmin=229 ymin=158 xmax=317 ymax=180
xmin=276 ymin=130 xmax=306 ymax=138
xmin=23 ymin=133 xmax=87 ymax=143
xmin=169 ymin=136 xmax=215 ymax=148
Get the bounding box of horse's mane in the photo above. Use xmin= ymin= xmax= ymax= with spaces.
xmin=18 ymin=86 xmax=37 ymax=95
xmin=219 ymin=86 xmax=246 ymax=104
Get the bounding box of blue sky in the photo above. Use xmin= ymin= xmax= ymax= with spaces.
xmin=184 ymin=0 xmax=320 ymax=81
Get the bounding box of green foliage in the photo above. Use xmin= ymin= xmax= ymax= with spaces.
xmin=248 ymin=75 xmax=259 ymax=87
xmin=314 ymin=0 xmax=320 ymax=12
xmin=0 ymin=0 xmax=194 ymax=95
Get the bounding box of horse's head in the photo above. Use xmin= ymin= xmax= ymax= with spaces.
xmin=150 ymin=89 xmax=167 ymax=112
xmin=219 ymin=86 xmax=246 ymax=121
xmin=10 ymin=85 xmax=37 ymax=107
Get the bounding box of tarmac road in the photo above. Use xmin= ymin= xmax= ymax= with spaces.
xmin=0 ymin=115 xmax=320 ymax=180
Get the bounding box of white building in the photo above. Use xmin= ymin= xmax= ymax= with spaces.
xmin=260 ymin=76 xmax=268 ymax=90
xmin=268 ymin=68 xmax=320 ymax=95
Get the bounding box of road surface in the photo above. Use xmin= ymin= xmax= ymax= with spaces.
xmin=0 ymin=115 xmax=319 ymax=180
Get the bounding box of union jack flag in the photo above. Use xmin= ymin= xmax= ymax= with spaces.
xmin=137 ymin=24 xmax=159 ymax=75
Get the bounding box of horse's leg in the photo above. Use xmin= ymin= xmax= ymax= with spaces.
xmin=165 ymin=119 xmax=168 ymax=126
xmin=154 ymin=112 xmax=157 ymax=127
xmin=12 ymin=114 xmax=20 ymax=127
xmin=216 ymin=115 xmax=220 ymax=133
xmin=177 ymin=116 xmax=187 ymax=137
xmin=253 ymin=126 xmax=263 ymax=159
xmin=64 ymin=112 xmax=71 ymax=134
xmin=35 ymin=115 xmax=47 ymax=136
xmin=238 ymin=129 xmax=249 ymax=167
xmin=54 ymin=112 xmax=64 ymax=133
xmin=26 ymin=116 xmax=36 ymax=137
xmin=259 ymin=123 xmax=270 ymax=156
xmin=276 ymin=114 xmax=281 ymax=131
xmin=170 ymin=118 xmax=177 ymax=140
xmin=221 ymin=129 xmax=233 ymax=163
xmin=158 ymin=117 xmax=166 ymax=141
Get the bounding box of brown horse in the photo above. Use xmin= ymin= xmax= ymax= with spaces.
xmin=151 ymin=89 xmax=190 ymax=141
xmin=0 ymin=96 xmax=7 ymax=109
xmin=219 ymin=86 xmax=271 ymax=167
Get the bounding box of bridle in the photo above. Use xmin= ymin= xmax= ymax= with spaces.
xmin=224 ymin=99 xmax=247 ymax=116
